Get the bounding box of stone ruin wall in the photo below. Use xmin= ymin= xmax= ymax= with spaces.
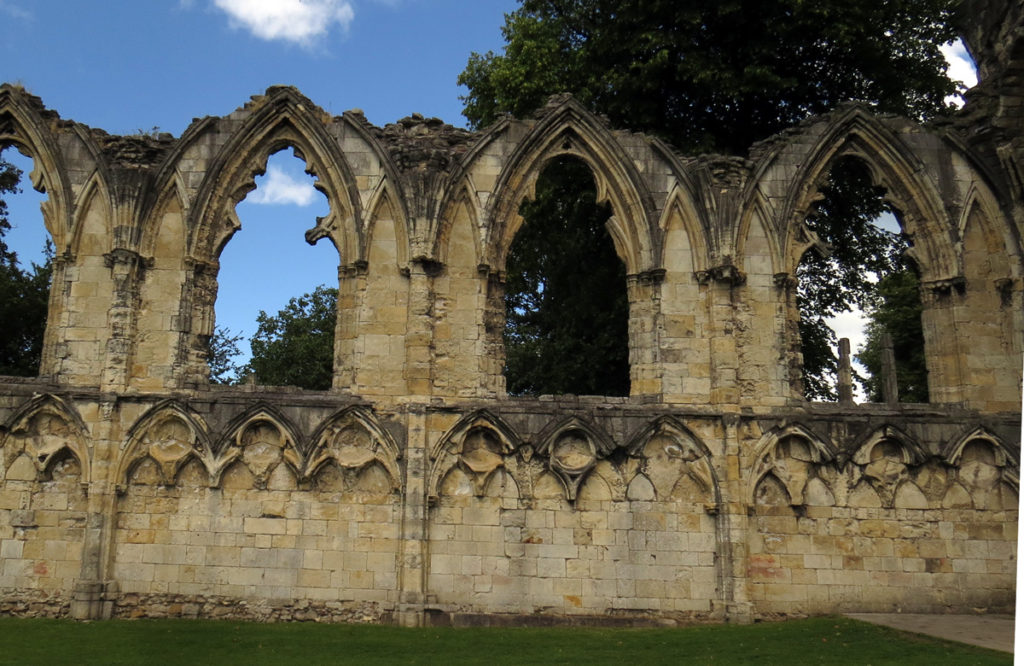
xmin=0 ymin=13 xmax=1022 ymax=624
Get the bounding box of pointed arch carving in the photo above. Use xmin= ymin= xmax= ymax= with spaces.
xmin=764 ymin=106 xmax=958 ymax=283
xmin=69 ymin=170 xmax=115 ymax=256
xmin=116 ymin=400 xmax=212 ymax=491
xmin=306 ymin=406 xmax=402 ymax=491
xmin=943 ymin=427 xmax=1019 ymax=471
xmin=656 ymin=182 xmax=712 ymax=276
xmin=1 ymin=394 xmax=90 ymax=484
xmin=214 ymin=403 xmax=304 ymax=488
xmin=625 ymin=416 xmax=719 ymax=506
xmin=851 ymin=425 xmax=928 ymax=466
xmin=534 ymin=415 xmax=617 ymax=501
xmin=188 ymin=87 xmax=362 ymax=266
xmin=364 ymin=179 xmax=412 ymax=269
xmin=749 ymin=423 xmax=836 ymax=506
xmin=849 ymin=425 xmax=928 ymax=508
xmin=0 ymin=85 xmax=76 ymax=251
xmin=434 ymin=178 xmax=484 ymax=270
xmin=483 ymin=97 xmax=658 ymax=275
xmin=428 ymin=410 xmax=520 ymax=499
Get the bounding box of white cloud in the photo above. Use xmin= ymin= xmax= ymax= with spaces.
xmin=941 ymin=40 xmax=979 ymax=89
xmin=248 ymin=165 xmax=317 ymax=206
xmin=212 ymin=0 xmax=355 ymax=47
xmin=0 ymin=1 xmax=32 ymax=20
xmin=941 ymin=39 xmax=979 ymax=107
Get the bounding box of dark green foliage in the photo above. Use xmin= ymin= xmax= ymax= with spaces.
xmin=0 ymin=616 xmax=1010 ymax=665
xmin=459 ymin=0 xmax=959 ymax=154
xmin=797 ymin=158 xmax=908 ymax=400
xmin=245 ymin=285 xmax=336 ymax=390
xmin=0 ymin=156 xmax=52 ymax=377
xmin=857 ymin=268 xmax=929 ymax=402
xmin=207 ymin=326 xmax=245 ymax=385
xmin=504 ymin=158 xmax=629 ymax=396
xmin=461 ymin=0 xmax=955 ymax=399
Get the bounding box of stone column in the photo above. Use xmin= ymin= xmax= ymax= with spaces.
xmin=334 ymin=262 xmax=366 ymax=390
xmin=71 ymin=399 xmax=120 ymax=620
xmin=627 ymin=269 xmax=666 ymax=397
xmin=918 ymin=278 xmax=966 ymax=404
xmin=719 ymin=413 xmax=753 ymax=623
xmin=404 ymin=258 xmax=440 ymax=398
xmin=100 ymin=249 xmax=150 ymax=392
xmin=699 ymin=265 xmax=746 ymax=405
xmin=396 ymin=404 xmax=430 ymax=626
xmin=173 ymin=258 xmax=218 ymax=388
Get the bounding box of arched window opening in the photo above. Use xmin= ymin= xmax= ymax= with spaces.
xmin=796 ymin=156 xmax=927 ymax=403
xmin=211 ymin=149 xmax=338 ymax=389
xmin=0 ymin=145 xmax=52 ymax=377
xmin=503 ymin=156 xmax=629 ymax=396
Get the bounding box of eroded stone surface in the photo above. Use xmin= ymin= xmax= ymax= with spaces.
xmin=0 ymin=6 xmax=1021 ymax=624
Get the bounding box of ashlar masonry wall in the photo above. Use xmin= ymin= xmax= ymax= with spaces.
xmin=0 ymin=10 xmax=1022 ymax=622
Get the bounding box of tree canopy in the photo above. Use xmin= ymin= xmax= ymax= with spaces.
xmin=244 ymin=285 xmax=337 ymax=390
xmin=461 ymin=0 xmax=956 ymax=398
xmin=460 ymin=0 xmax=959 ymax=153
xmin=0 ymin=155 xmax=52 ymax=377
xmin=504 ymin=157 xmax=629 ymax=396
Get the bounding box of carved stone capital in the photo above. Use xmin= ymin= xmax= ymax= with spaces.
xmin=695 ymin=264 xmax=746 ymax=286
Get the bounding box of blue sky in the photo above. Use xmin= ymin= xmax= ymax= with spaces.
xmin=1 ymin=0 xmax=518 ymax=363
xmin=0 ymin=1 xmax=978 ymax=372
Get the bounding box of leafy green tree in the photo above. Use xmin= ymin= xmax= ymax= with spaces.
xmin=797 ymin=158 xmax=908 ymax=400
xmin=0 ymin=156 xmax=52 ymax=377
xmin=460 ymin=0 xmax=958 ymax=151
xmin=461 ymin=0 xmax=954 ymax=398
xmin=504 ymin=157 xmax=629 ymax=396
xmin=207 ymin=325 xmax=245 ymax=385
xmin=244 ymin=285 xmax=336 ymax=390
xmin=856 ymin=268 xmax=929 ymax=402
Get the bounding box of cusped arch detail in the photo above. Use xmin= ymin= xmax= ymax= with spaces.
xmin=625 ymin=415 xmax=720 ymax=505
xmin=0 ymin=85 xmax=76 ymax=251
xmin=213 ymin=402 xmax=305 ymax=487
xmin=188 ymin=87 xmax=362 ymax=266
xmin=306 ymin=406 xmax=402 ymax=491
xmin=484 ymin=96 xmax=658 ymax=275
xmin=769 ymin=106 xmax=958 ymax=282
xmin=1 ymin=394 xmax=90 ymax=484
xmin=428 ymin=410 xmax=520 ymax=499
xmin=116 ymin=400 xmax=212 ymax=491
xmin=943 ymin=427 xmax=1019 ymax=471
xmin=748 ymin=422 xmax=837 ymax=506
xmin=851 ymin=425 xmax=928 ymax=466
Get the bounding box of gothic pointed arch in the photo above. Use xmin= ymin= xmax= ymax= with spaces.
xmin=656 ymin=182 xmax=712 ymax=276
xmin=213 ymin=403 xmax=304 ymax=488
xmin=851 ymin=425 xmax=928 ymax=466
xmin=433 ymin=178 xmax=485 ymax=270
xmin=364 ymin=179 xmax=411 ymax=269
xmin=484 ymin=96 xmax=658 ymax=275
xmin=68 ymin=170 xmax=115 ymax=257
xmin=535 ymin=415 xmax=616 ymax=501
xmin=767 ymin=106 xmax=958 ymax=283
xmin=428 ymin=410 xmax=520 ymax=499
xmin=735 ymin=190 xmax=784 ymax=278
xmin=116 ymin=399 xmax=212 ymax=490
xmin=625 ymin=415 xmax=720 ymax=505
xmin=188 ymin=87 xmax=362 ymax=266
xmin=1 ymin=394 xmax=90 ymax=483
xmin=748 ymin=422 xmax=836 ymax=505
xmin=0 ymin=85 xmax=76 ymax=251
xmin=943 ymin=426 xmax=1018 ymax=469
xmin=306 ymin=405 xmax=402 ymax=490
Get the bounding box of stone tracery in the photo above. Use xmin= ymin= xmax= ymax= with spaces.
xmin=0 ymin=9 xmax=1021 ymax=623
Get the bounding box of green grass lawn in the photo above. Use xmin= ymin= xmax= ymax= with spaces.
xmin=0 ymin=615 xmax=1010 ymax=665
